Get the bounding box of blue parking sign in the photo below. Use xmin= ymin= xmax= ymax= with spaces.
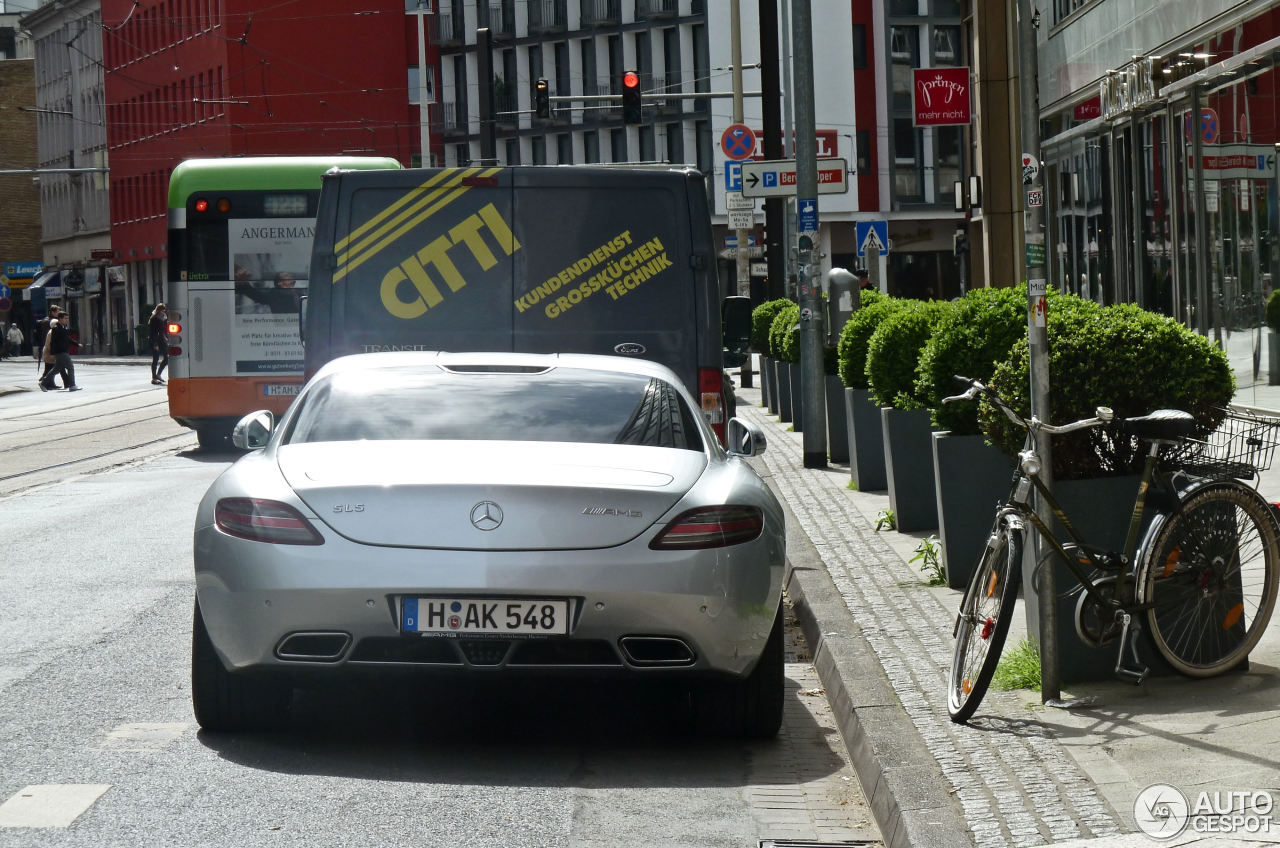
xmin=724 ymin=162 xmax=742 ymax=192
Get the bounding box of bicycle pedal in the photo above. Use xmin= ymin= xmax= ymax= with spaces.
xmin=1114 ymin=666 xmax=1148 ymax=685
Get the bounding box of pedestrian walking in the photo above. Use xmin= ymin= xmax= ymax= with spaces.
xmin=148 ymin=303 xmax=169 ymax=385
xmin=3 ymin=322 xmax=21 ymax=360
xmin=34 ymin=308 xmax=60 ymax=390
xmin=41 ymin=311 xmax=79 ymax=392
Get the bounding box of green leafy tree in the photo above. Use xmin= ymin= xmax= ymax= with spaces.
xmin=866 ymin=299 xmax=957 ymax=408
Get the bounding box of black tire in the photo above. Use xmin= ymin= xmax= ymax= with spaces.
xmin=948 ymin=523 xmax=1022 ymax=723
xmin=1141 ymin=484 xmax=1280 ymax=677
xmin=195 ymin=427 xmax=228 ymax=451
xmin=191 ymin=598 xmax=291 ymax=732
xmin=692 ymin=604 xmax=784 ymax=738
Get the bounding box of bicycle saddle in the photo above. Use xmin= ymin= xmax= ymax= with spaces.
xmin=1116 ymin=409 xmax=1196 ymax=441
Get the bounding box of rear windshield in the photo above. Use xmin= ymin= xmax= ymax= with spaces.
xmin=284 ymin=366 xmax=705 ymax=451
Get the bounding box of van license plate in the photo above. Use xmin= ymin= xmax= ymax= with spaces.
xmin=401 ymin=598 xmax=570 ymax=635
xmin=263 ymin=384 xmax=301 ymax=397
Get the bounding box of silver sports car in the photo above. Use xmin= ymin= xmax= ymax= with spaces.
xmin=192 ymin=351 xmax=787 ymax=736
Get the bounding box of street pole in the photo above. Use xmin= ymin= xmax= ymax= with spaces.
xmin=476 ymin=27 xmax=496 ymax=165
xmin=730 ymin=0 xmax=753 ymax=389
xmin=1016 ymin=0 xmax=1058 ymax=703
xmin=792 ymin=0 xmax=826 ymax=469
xmin=759 ymin=0 xmax=785 ymax=304
xmin=779 ymin=0 xmax=797 ymax=297
xmin=416 ymin=5 xmax=432 ymax=167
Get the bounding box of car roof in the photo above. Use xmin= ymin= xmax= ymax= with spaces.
xmin=314 ymin=350 xmax=686 ymax=385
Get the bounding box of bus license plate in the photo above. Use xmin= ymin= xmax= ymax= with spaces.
xmin=262 ymin=384 xmax=300 ymax=397
xmin=401 ymin=598 xmax=570 ymax=636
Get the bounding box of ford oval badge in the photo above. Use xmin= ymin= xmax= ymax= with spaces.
xmin=614 ymin=342 xmax=647 ymax=356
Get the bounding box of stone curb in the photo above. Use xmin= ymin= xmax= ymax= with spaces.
xmin=766 ymin=468 xmax=974 ymax=848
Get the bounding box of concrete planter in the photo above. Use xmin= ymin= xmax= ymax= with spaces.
xmin=1270 ymin=329 xmax=1280 ymax=386
xmin=759 ymin=356 xmax=772 ymax=409
xmin=825 ymin=375 xmax=849 ymax=463
xmin=776 ymin=361 xmax=793 ymax=423
xmin=882 ymin=406 xmax=938 ymax=532
xmin=1019 ymin=474 xmax=1173 ymax=683
xmin=932 ymin=432 xmax=1013 ymax=589
xmin=788 ymin=363 xmax=805 ymax=432
xmin=845 ymin=388 xmax=886 ymax=491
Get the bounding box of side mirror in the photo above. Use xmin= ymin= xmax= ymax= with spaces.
xmin=725 ymin=417 xmax=767 ymax=457
xmin=232 ymin=410 xmax=275 ymax=451
xmin=721 ymin=295 xmax=752 ymax=367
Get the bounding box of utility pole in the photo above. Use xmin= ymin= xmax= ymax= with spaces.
xmin=730 ymin=0 xmax=750 ymax=303
xmin=1016 ymin=0 xmax=1057 ymax=703
xmin=779 ymin=0 xmax=796 ymax=298
xmin=416 ymin=3 xmax=432 ymax=167
xmin=476 ymin=27 xmax=496 ymax=164
xmin=793 ymin=0 xmax=826 ymax=469
xmin=759 ymin=0 xmax=785 ymax=303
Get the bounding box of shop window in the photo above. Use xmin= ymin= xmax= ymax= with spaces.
xmin=893 ymin=118 xmax=923 ymax=202
xmin=932 ymin=26 xmax=960 ymax=66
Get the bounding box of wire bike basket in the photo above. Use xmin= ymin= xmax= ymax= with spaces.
xmin=1164 ymin=408 xmax=1280 ymax=478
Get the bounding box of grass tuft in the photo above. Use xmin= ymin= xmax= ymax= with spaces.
xmin=992 ymin=639 xmax=1041 ymax=690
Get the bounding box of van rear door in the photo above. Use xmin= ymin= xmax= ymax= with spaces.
xmin=509 ymin=168 xmax=700 ymax=392
xmin=324 ymin=166 xmax=517 ymax=357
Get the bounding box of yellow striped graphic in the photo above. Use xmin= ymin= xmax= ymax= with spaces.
xmin=333 ymin=167 xmax=504 ymax=283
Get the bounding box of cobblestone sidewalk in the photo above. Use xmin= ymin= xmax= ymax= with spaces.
xmin=738 ymin=390 xmax=1124 ymax=848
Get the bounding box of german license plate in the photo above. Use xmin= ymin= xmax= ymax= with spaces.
xmin=263 ymin=383 xmax=301 ymax=397
xmin=401 ymin=598 xmax=570 ymax=636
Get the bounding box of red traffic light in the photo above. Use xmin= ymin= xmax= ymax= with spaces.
xmin=623 ymin=70 xmax=640 ymax=90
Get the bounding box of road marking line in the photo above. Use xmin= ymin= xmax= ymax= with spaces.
xmin=0 ymin=784 xmax=111 ymax=828
xmin=100 ymin=722 xmax=190 ymax=751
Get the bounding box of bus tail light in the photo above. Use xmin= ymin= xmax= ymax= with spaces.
xmin=698 ymin=367 xmax=727 ymax=446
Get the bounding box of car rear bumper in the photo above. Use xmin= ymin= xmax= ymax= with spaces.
xmin=194 ymin=525 xmax=784 ymax=678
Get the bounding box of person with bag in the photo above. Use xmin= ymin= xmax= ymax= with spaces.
xmin=40 ymin=308 xmax=79 ymax=392
xmin=34 ymin=308 xmax=59 ymax=390
xmin=3 ymin=323 xmax=21 ymax=360
xmin=148 ymin=303 xmax=169 ymax=385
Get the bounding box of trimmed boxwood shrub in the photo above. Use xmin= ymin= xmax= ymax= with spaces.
xmin=752 ymin=298 xmax=794 ymax=355
xmin=835 ymin=290 xmax=901 ymax=389
xmin=769 ymin=302 xmax=802 ymax=364
xmin=1266 ymin=290 xmax=1280 ymax=333
xmin=915 ymin=285 xmax=1028 ymax=435
xmin=866 ymin=299 xmax=958 ymax=409
xmin=982 ymin=297 xmax=1234 ymax=480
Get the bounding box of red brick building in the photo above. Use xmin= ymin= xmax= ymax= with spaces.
xmin=100 ymin=0 xmax=422 ymax=303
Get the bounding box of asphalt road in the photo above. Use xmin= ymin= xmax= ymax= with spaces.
xmin=0 ymin=364 xmax=880 ymax=847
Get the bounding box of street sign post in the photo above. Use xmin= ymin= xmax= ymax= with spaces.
xmin=856 ymin=220 xmax=889 ymax=257
xmin=741 ymin=158 xmax=848 ymax=198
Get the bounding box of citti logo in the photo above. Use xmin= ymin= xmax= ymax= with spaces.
xmin=333 ymin=504 xmax=365 ymax=513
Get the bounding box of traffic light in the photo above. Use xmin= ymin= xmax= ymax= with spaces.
xmin=534 ymin=78 xmax=550 ymax=120
xmin=621 ymin=70 xmax=642 ymax=124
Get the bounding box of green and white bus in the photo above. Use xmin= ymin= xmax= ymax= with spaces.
xmin=166 ymin=156 xmax=401 ymax=447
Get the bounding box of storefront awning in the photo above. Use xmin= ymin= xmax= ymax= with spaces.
xmin=25 ymin=270 xmax=62 ymax=299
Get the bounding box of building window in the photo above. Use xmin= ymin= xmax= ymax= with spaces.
xmin=584 ymin=130 xmax=600 ymax=162
xmin=558 ymin=133 xmax=573 ymax=163
xmin=639 ymin=125 xmax=655 ymax=160
xmin=851 ymin=24 xmax=867 ymax=69
xmin=893 ymin=118 xmax=923 ymax=201
xmin=455 ymin=143 xmax=471 ymax=166
xmin=611 ymin=128 xmax=627 ymax=161
xmin=936 ymin=126 xmax=962 ymax=206
xmin=856 ymin=129 xmax=872 ymax=175
xmin=531 ymin=136 xmax=546 ymax=164
xmin=932 ymin=26 xmax=960 ymax=66
xmin=890 ymin=0 xmax=920 ymax=14
xmin=665 ymin=122 xmax=683 ymax=163
xmin=505 ymin=139 xmax=520 ymax=165
xmin=889 ymin=26 xmax=919 ymax=113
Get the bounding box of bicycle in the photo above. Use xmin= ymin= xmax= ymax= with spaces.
xmin=945 ymin=376 xmax=1280 ymax=724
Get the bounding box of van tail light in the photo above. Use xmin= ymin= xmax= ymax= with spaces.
xmin=649 ymin=505 xmax=764 ymax=550
xmin=215 ymin=498 xmax=324 ymax=545
xmin=698 ymin=367 xmax=727 ymax=445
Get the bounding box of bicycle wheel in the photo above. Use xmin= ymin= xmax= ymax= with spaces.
xmin=1141 ymin=484 xmax=1280 ymax=677
xmin=948 ymin=521 xmax=1022 ymax=723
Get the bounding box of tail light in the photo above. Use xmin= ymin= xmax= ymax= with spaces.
xmin=215 ymin=498 xmax=324 ymax=545
xmin=649 ymin=505 xmax=764 ymax=550
xmin=698 ymin=367 xmax=727 ymax=446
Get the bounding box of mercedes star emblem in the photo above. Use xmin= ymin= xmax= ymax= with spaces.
xmin=470 ymin=501 xmax=504 ymax=531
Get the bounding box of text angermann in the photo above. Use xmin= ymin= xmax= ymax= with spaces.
xmin=514 ymin=231 xmax=674 ymax=318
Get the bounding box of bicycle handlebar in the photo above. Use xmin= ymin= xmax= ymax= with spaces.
xmin=942 ymin=375 xmax=1114 ymax=437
